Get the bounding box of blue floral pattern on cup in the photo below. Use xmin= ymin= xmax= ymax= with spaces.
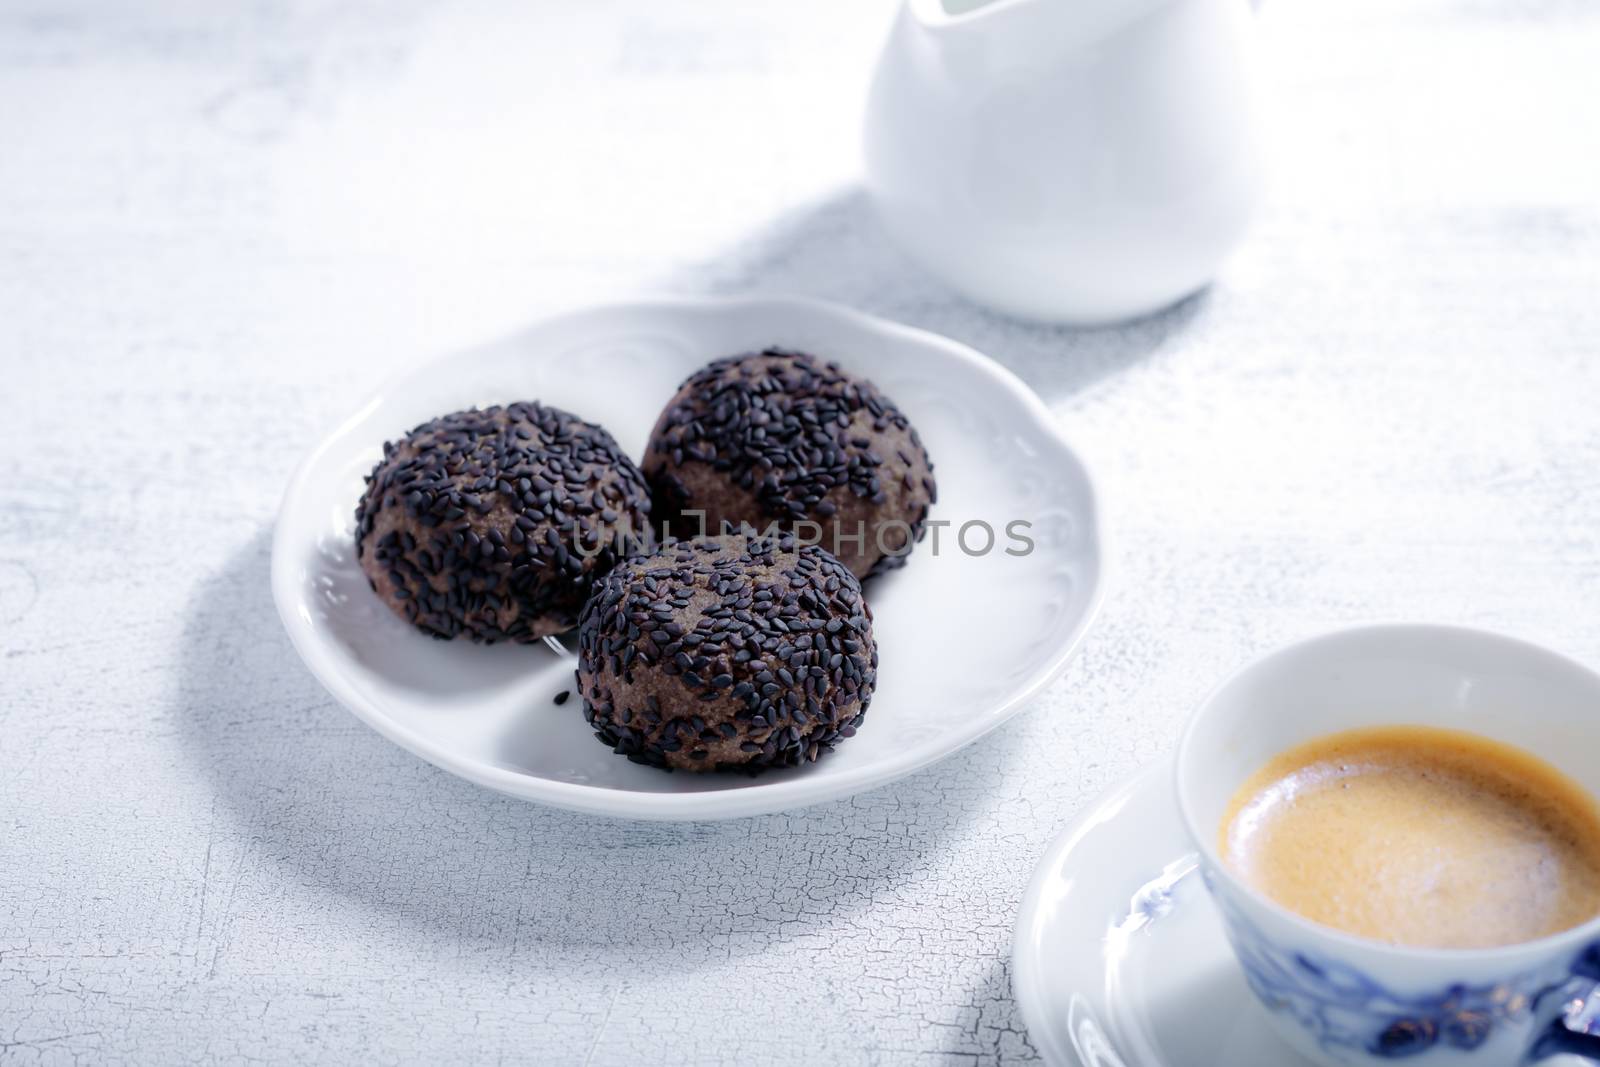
xmin=1210 ymin=882 xmax=1598 ymax=1060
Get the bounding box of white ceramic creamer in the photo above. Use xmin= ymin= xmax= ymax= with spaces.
xmin=864 ymin=0 xmax=1262 ymax=324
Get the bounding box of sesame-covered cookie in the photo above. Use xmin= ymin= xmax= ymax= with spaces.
xmin=576 ymin=533 xmax=876 ymax=772
xmin=355 ymin=402 xmax=651 ymax=642
xmin=643 ymin=349 xmax=936 ymax=580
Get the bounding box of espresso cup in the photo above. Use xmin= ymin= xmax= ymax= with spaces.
xmin=1176 ymin=624 xmax=1600 ymax=1065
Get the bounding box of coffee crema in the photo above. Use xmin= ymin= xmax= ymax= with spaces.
xmin=1219 ymin=725 xmax=1600 ymax=949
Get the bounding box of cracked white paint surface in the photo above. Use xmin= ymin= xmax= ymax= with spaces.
xmin=3 ymin=0 xmax=1599 ymax=1063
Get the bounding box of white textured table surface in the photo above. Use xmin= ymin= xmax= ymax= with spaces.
xmin=4 ymin=1 xmax=1600 ymax=1063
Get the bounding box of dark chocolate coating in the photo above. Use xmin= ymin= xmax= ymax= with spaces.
xmin=643 ymin=349 xmax=936 ymax=580
xmin=576 ymin=533 xmax=877 ymax=772
xmin=355 ymin=402 xmax=651 ymax=642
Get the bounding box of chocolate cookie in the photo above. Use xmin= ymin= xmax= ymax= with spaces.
xmin=355 ymin=402 xmax=650 ymax=642
xmin=576 ymin=533 xmax=876 ymax=772
xmin=643 ymin=349 xmax=936 ymax=580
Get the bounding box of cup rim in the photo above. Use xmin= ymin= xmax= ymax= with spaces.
xmin=1176 ymin=621 xmax=1600 ymax=962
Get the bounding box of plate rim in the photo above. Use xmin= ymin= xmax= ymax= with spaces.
xmin=1011 ymin=757 xmax=1174 ymax=1066
xmin=270 ymin=293 xmax=1110 ymax=821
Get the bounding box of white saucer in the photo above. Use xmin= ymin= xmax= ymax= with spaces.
xmin=1012 ymin=762 xmax=1598 ymax=1067
xmin=1013 ymin=758 xmax=1314 ymax=1067
xmin=271 ymin=296 xmax=1105 ymax=821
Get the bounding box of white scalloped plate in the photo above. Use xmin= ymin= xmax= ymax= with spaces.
xmin=271 ymin=296 xmax=1105 ymax=820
